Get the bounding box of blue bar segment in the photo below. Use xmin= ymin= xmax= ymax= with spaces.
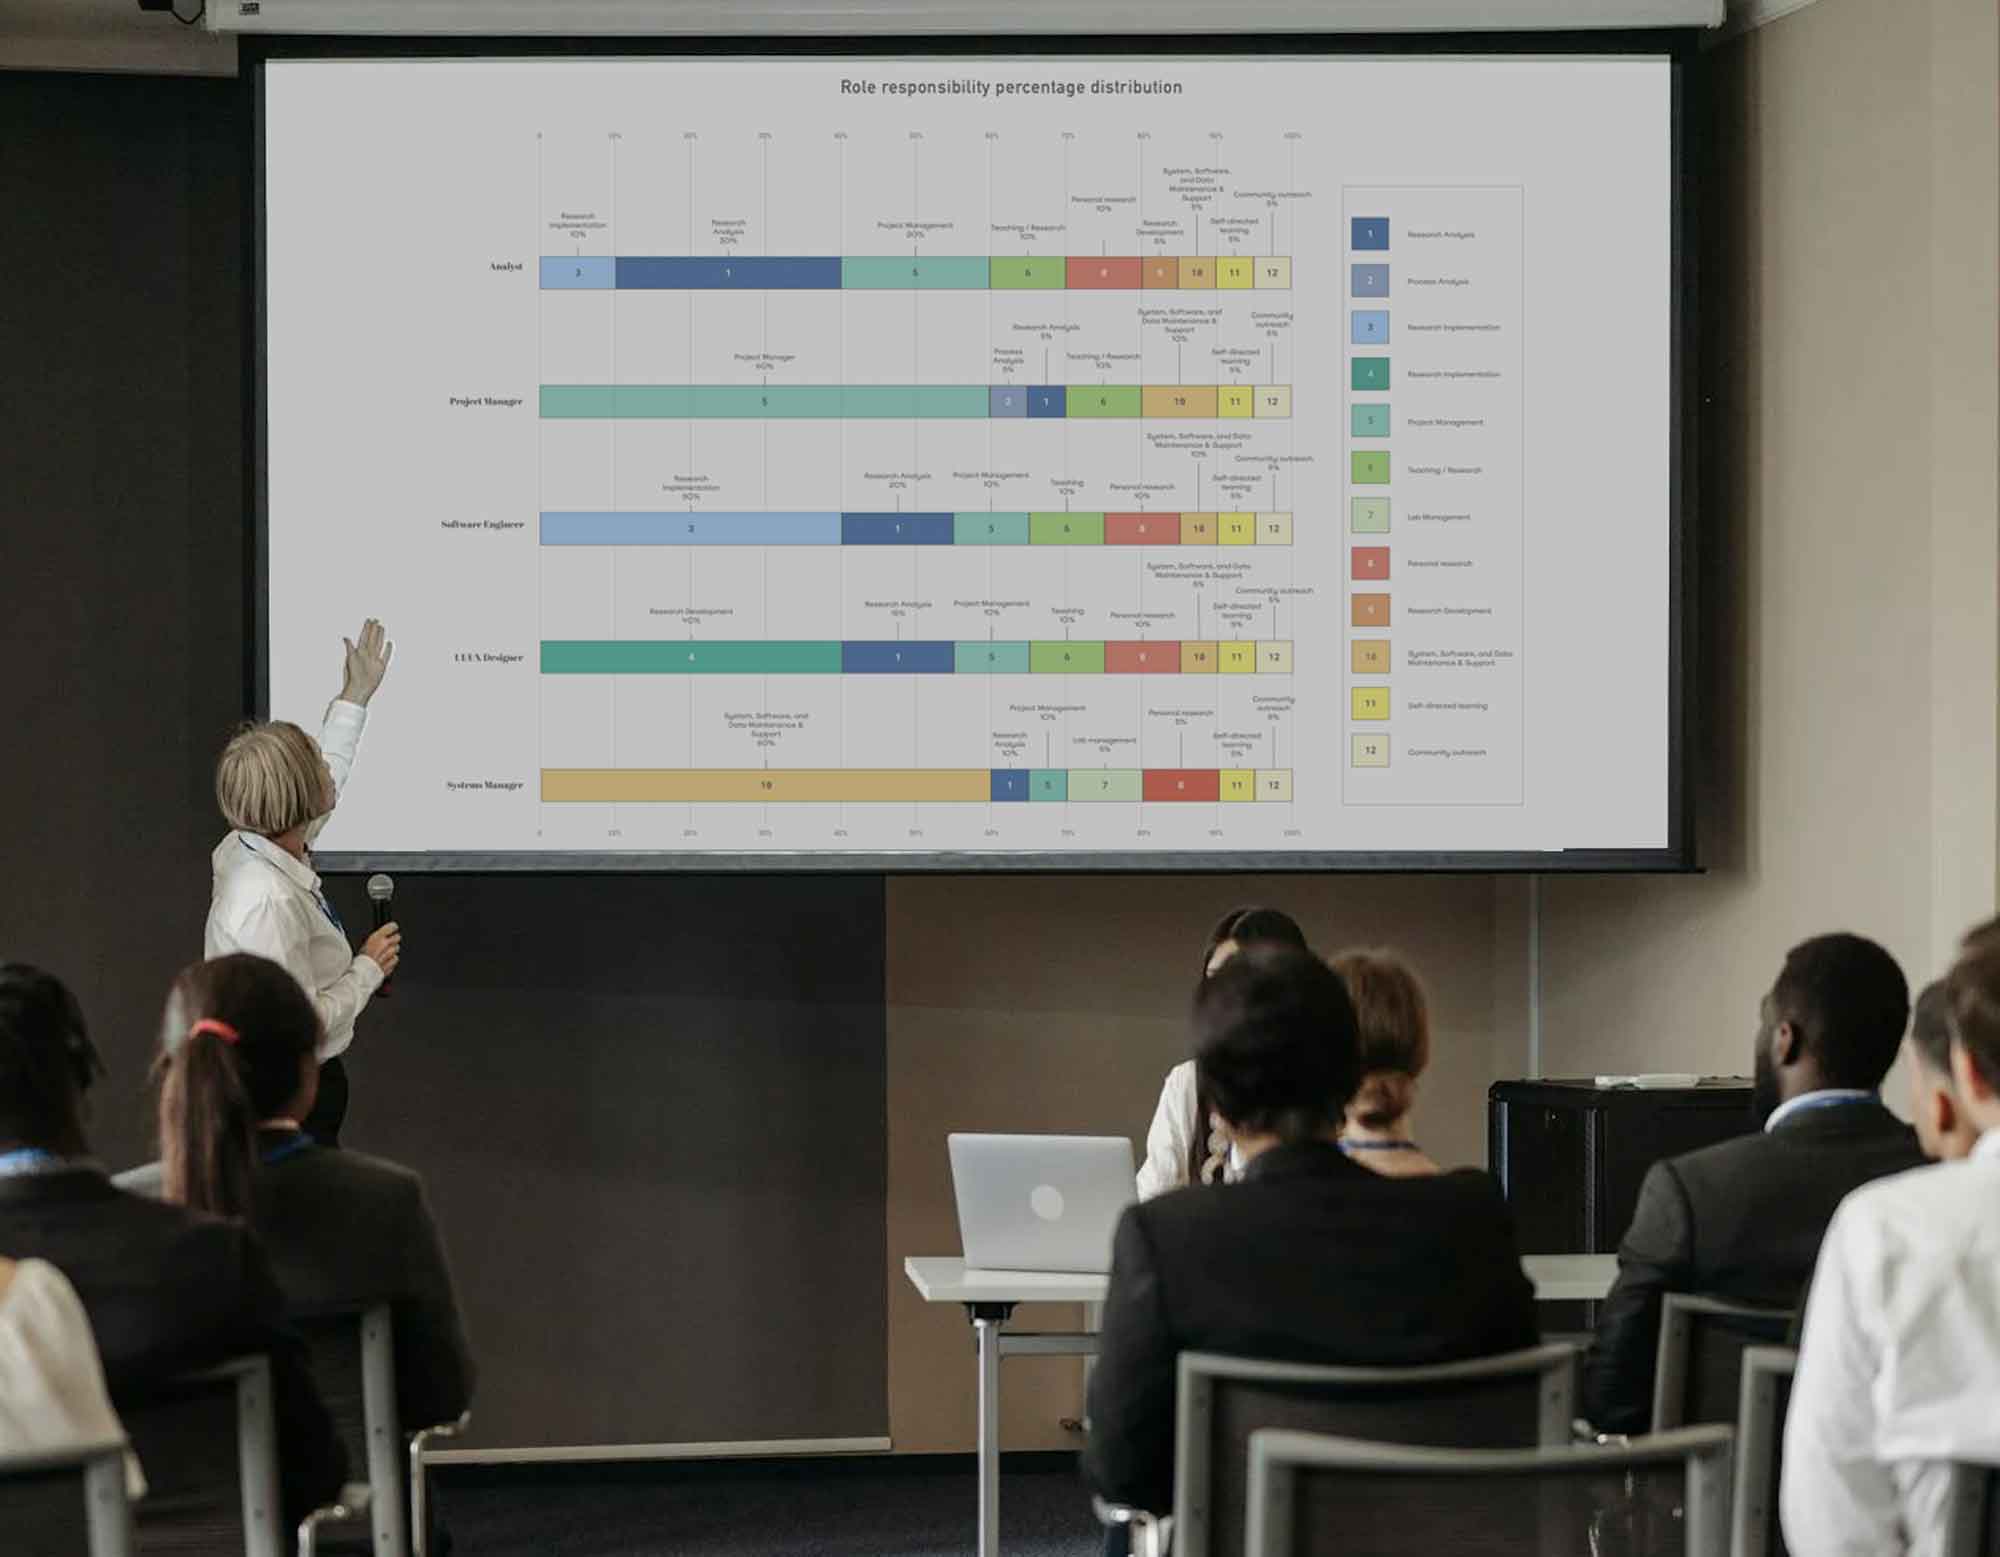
xmin=842 ymin=641 xmax=955 ymax=674
xmin=1351 ymin=263 xmax=1390 ymax=297
xmin=989 ymin=385 xmax=1030 ymax=418
xmin=841 ymin=513 xmax=955 ymax=546
xmin=541 ymin=511 xmax=840 ymax=545
xmin=1352 ymin=218 xmax=1391 ymax=252
xmin=1027 ymin=386 xmax=1067 ymax=419
xmin=989 ymin=769 xmax=1031 ymax=802
xmin=614 ymin=256 xmax=843 ymax=290
xmin=542 ymin=257 xmax=615 ymax=289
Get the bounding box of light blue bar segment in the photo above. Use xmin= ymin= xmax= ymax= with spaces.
xmin=542 ymin=257 xmax=615 ymax=290
xmin=954 ymin=641 xmax=1032 ymax=674
xmin=540 ymin=511 xmax=840 ymax=546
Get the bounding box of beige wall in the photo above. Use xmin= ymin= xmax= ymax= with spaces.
xmin=1538 ymin=0 xmax=2000 ymax=1083
xmin=883 ymin=0 xmax=1999 ymax=1455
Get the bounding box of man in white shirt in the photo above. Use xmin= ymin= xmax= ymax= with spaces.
xmin=1782 ymin=940 xmax=2000 ymax=1556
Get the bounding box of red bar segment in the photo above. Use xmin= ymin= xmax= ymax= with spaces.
xmin=1144 ymin=768 xmax=1223 ymax=802
xmin=1105 ymin=640 xmax=1182 ymax=674
xmin=1352 ymin=546 xmax=1390 ymax=581
xmin=1104 ymin=512 xmax=1180 ymax=546
xmin=1066 ymin=257 xmax=1145 ymax=290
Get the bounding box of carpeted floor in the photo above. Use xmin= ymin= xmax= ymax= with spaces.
xmin=431 ymin=1451 xmax=1104 ymax=1557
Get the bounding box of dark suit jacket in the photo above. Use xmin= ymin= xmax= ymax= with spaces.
xmin=124 ymin=1133 xmax=475 ymax=1432
xmin=1083 ymin=1140 xmax=1540 ymax=1513
xmin=1583 ymin=1098 xmax=1925 ymax=1434
xmin=0 ymin=1167 xmax=347 ymax=1524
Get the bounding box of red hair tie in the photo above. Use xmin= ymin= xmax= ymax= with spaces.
xmin=189 ymin=1018 xmax=241 ymax=1045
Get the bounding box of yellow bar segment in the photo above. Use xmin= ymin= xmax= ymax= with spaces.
xmin=542 ymin=768 xmax=991 ymax=803
xmin=1219 ymin=512 xmax=1256 ymax=546
xmin=1253 ymin=257 xmax=1292 ymax=289
xmin=1220 ymin=769 xmax=1257 ymax=803
xmin=1217 ymin=257 xmax=1255 ymax=289
xmin=1218 ymin=385 xmax=1254 ymax=419
xmin=1219 ymin=641 xmax=1256 ymax=674
xmin=1352 ymin=687 xmax=1392 ymax=721
xmin=1140 ymin=385 xmax=1220 ymax=418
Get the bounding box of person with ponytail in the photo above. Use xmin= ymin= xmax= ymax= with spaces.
xmin=124 ymin=953 xmax=475 ymax=1437
xmin=1135 ymin=907 xmax=1310 ymax=1199
xmin=0 ymin=962 xmax=345 ymax=1529
xmin=1329 ymin=949 xmax=1442 ymax=1178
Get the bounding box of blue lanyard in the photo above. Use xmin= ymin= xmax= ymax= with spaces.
xmin=0 ymin=1148 xmax=61 ymax=1177
xmin=261 ymin=1132 xmax=317 ymax=1167
xmin=241 ymin=838 xmax=344 ymax=935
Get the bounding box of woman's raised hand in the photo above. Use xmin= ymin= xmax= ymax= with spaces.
xmin=340 ymin=618 xmax=394 ymax=706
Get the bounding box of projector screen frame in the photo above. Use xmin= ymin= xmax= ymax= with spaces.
xmin=247 ymin=31 xmax=1699 ymax=876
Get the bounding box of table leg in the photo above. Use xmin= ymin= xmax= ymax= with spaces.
xmin=974 ymin=1313 xmax=1003 ymax=1557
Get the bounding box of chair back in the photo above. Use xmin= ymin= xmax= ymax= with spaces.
xmin=1173 ymin=1344 xmax=1578 ymax=1557
xmin=1729 ymin=1346 xmax=1796 ymax=1557
xmin=1654 ymin=1294 xmax=1795 ymax=1431
xmin=1245 ymin=1423 xmax=1734 ymax=1557
xmin=1945 ymin=1461 xmax=2000 ymax=1557
xmin=118 ymin=1356 xmax=282 ymax=1557
xmin=295 ymin=1305 xmax=405 ymax=1556
xmin=0 ymin=1440 xmax=133 ymax=1557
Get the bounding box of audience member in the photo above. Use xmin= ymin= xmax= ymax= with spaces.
xmin=121 ymin=953 xmax=475 ymax=1433
xmin=0 ymin=963 xmax=345 ymax=1524
xmin=1331 ymin=949 xmax=1441 ymax=1176
xmin=1584 ymin=933 xmax=1925 ymax=1434
xmin=1903 ymin=980 xmax=1981 ymax=1164
xmin=1136 ymin=906 xmax=1309 ymax=1197
xmin=1782 ymin=938 xmax=2000 ymax=1555
xmin=1087 ymin=945 xmax=1538 ymax=1516
xmin=0 ymin=1255 xmax=144 ymax=1497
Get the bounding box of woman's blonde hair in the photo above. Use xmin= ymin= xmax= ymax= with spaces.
xmin=1329 ymin=949 xmax=1431 ymax=1130
xmin=214 ymin=721 xmax=325 ymax=836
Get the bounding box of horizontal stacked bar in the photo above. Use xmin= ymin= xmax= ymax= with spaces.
xmin=539 ymin=256 xmax=1292 ymax=291
xmin=540 ymin=767 xmax=1296 ymax=804
xmin=539 ymin=511 xmax=1293 ymax=547
xmin=541 ymin=641 xmax=1294 ymax=675
xmin=539 ymin=385 xmax=1292 ymax=420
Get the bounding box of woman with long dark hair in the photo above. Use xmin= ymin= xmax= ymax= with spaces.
xmin=130 ymin=953 xmax=474 ymax=1434
xmin=1134 ymin=906 xmax=1310 ymax=1198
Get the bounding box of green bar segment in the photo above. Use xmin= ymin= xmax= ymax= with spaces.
xmin=1067 ymin=386 xmax=1143 ymax=419
xmin=1030 ymin=512 xmax=1105 ymax=546
xmin=542 ymin=641 xmax=843 ymax=674
xmin=988 ymin=256 xmax=1066 ymax=290
xmin=954 ymin=641 xmax=1032 ymax=674
xmin=1030 ymin=640 xmax=1106 ymax=674
xmin=843 ymin=256 xmax=993 ymax=290
xmin=954 ymin=512 xmax=1031 ymax=546
xmin=1068 ymin=769 xmax=1143 ymax=802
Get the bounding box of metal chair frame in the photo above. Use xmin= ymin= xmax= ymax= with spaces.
xmin=1244 ymin=1423 xmax=1736 ymax=1557
xmin=1654 ymin=1293 xmax=1797 ymax=1432
xmin=1728 ymin=1345 xmax=1796 ymax=1557
xmin=0 ymin=1438 xmax=133 ymax=1557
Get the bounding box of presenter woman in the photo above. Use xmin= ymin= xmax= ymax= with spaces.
xmin=1134 ymin=906 xmax=1309 ymax=1198
xmin=206 ymin=619 xmax=400 ymax=1145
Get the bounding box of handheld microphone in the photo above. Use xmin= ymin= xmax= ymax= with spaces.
xmin=365 ymin=873 xmax=395 ymax=999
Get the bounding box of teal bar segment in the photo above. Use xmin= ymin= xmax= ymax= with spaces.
xmin=1029 ymin=769 xmax=1069 ymax=802
xmin=840 ymin=385 xmax=990 ymax=419
xmin=541 ymin=641 xmax=843 ymax=674
xmin=842 ymin=256 xmax=992 ymax=290
xmin=543 ymin=385 xmax=1011 ymax=419
xmin=953 ymin=512 xmax=1031 ymax=546
xmin=954 ymin=641 xmax=1032 ymax=674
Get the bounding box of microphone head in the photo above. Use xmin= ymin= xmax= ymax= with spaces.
xmin=365 ymin=873 xmax=395 ymax=903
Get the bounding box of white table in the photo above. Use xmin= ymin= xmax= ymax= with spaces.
xmin=905 ymin=1252 xmax=1618 ymax=1557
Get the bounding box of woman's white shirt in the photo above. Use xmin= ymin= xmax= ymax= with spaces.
xmin=1137 ymin=1060 xmax=1199 ymax=1199
xmin=0 ymin=1259 xmax=145 ymax=1497
xmin=205 ymin=699 xmax=381 ymax=1061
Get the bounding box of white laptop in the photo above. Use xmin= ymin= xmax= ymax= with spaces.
xmin=948 ymin=1133 xmax=1135 ymax=1275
